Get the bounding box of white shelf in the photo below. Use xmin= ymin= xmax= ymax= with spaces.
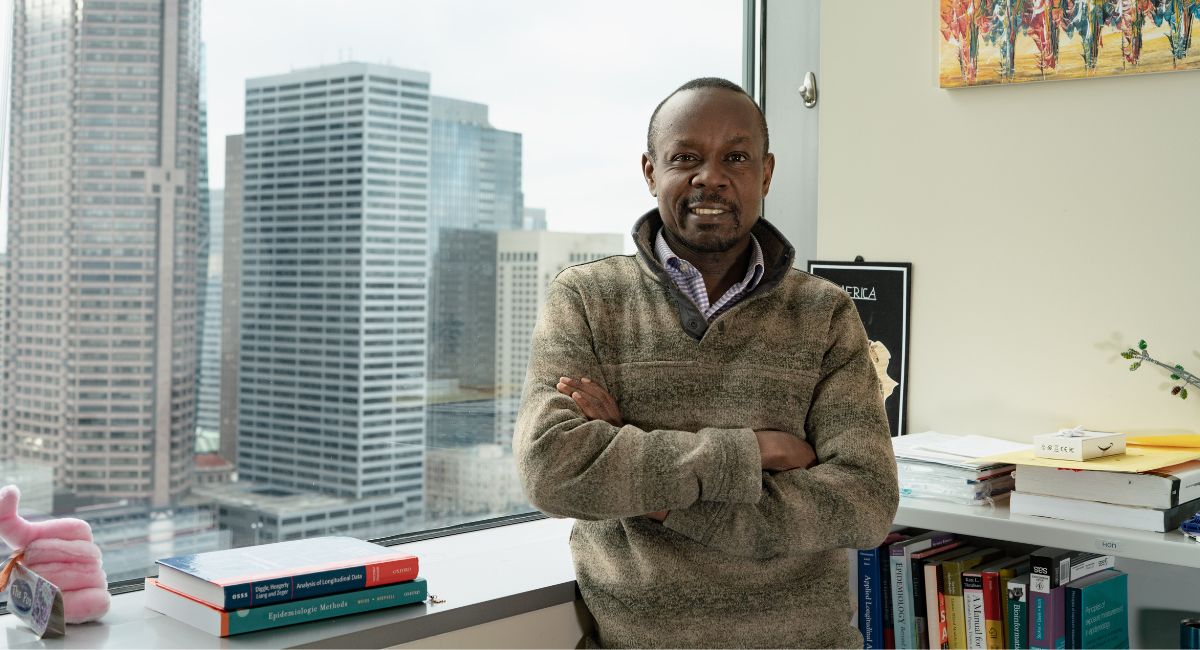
xmin=894 ymin=497 xmax=1200 ymax=569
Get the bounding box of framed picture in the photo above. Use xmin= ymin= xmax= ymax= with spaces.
xmin=939 ymin=0 xmax=1200 ymax=88
xmin=807 ymin=261 xmax=911 ymax=437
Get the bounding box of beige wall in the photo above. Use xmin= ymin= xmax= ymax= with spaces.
xmin=818 ymin=1 xmax=1200 ymax=439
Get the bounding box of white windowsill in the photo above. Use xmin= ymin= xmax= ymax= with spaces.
xmin=0 ymin=517 xmax=577 ymax=649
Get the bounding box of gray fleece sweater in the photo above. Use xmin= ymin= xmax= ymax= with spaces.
xmin=514 ymin=211 xmax=899 ymax=648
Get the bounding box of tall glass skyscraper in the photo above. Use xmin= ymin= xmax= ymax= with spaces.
xmin=238 ymin=63 xmax=428 ymax=518
xmin=427 ymin=97 xmax=523 ymax=394
xmin=3 ymin=0 xmax=203 ymax=507
xmin=428 ymin=97 xmax=523 ymax=251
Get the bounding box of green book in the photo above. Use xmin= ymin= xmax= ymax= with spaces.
xmin=146 ymin=576 xmax=428 ymax=636
xmin=1065 ymin=570 xmax=1128 ymax=649
xmin=943 ymin=548 xmax=1000 ymax=649
xmin=1007 ymin=573 xmax=1030 ymax=650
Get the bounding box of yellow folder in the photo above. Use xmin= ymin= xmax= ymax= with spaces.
xmin=977 ymin=445 xmax=1200 ymax=473
xmin=1126 ymin=434 xmax=1200 ymax=449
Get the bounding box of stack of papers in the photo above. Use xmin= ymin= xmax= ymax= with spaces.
xmin=892 ymin=432 xmax=1029 ymax=506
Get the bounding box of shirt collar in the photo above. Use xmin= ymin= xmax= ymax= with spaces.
xmin=653 ymin=228 xmax=765 ymax=289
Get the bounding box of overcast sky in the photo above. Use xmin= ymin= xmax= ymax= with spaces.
xmin=0 ymin=0 xmax=743 ymax=249
xmin=203 ymin=0 xmax=743 ymax=237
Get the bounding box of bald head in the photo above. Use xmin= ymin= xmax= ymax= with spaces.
xmin=646 ymin=77 xmax=769 ymax=160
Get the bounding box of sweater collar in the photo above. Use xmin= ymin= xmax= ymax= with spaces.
xmin=631 ymin=209 xmax=796 ymax=296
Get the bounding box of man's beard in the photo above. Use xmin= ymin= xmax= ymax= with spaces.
xmin=677 ymin=227 xmax=743 ymax=253
xmin=674 ymin=192 xmax=750 ymax=253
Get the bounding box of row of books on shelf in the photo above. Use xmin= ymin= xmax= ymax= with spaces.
xmin=859 ymin=530 xmax=1127 ymax=650
xmin=145 ymin=536 xmax=425 ymax=637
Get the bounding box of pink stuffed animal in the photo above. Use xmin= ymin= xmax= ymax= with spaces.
xmin=0 ymin=485 xmax=110 ymax=623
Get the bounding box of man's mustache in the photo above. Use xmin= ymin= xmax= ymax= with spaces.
xmin=680 ymin=192 xmax=738 ymax=215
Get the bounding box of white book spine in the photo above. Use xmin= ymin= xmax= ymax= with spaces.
xmin=964 ymin=588 xmax=986 ymax=649
xmin=925 ymin=564 xmax=943 ymax=650
xmin=891 ymin=552 xmax=910 ymax=649
xmin=1071 ymin=555 xmax=1115 ymax=581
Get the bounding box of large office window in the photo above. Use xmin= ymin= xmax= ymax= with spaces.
xmin=0 ymin=0 xmax=744 ymax=584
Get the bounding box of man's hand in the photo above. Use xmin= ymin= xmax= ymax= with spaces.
xmin=755 ymin=430 xmax=817 ymax=472
xmin=645 ymin=510 xmax=669 ymax=522
xmin=557 ymin=376 xmax=624 ymax=427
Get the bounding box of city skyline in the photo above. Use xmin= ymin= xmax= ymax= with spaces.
xmin=0 ymin=0 xmax=745 ymax=581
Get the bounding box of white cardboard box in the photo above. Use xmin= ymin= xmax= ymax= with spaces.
xmin=1033 ymin=430 xmax=1126 ymax=461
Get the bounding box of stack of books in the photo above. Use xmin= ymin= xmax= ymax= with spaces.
xmin=859 ymin=531 xmax=1128 ymax=649
xmin=892 ymin=433 xmax=1021 ymax=506
xmin=145 ymin=536 xmax=426 ymax=636
xmin=1010 ymin=459 xmax=1200 ymax=533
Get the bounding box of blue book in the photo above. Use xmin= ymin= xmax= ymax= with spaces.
xmin=156 ymin=536 xmax=419 ymax=610
xmin=859 ymin=546 xmax=886 ymax=648
xmin=146 ymin=576 xmax=428 ymax=636
xmin=860 ymin=532 xmax=907 ymax=649
xmin=1065 ymin=570 xmax=1128 ymax=649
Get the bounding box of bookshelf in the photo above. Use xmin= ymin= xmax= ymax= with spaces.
xmin=894 ymin=496 xmax=1200 ymax=569
xmin=884 ymin=497 xmax=1200 ymax=647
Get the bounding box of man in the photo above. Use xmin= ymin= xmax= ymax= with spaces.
xmin=514 ymin=77 xmax=899 ymax=648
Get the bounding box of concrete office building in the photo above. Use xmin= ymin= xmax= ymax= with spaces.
xmin=193 ymin=481 xmax=414 ymax=547
xmin=237 ymin=62 xmax=429 ymax=529
xmin=79 ymin=501 xmax=227 ymax=582
xmin=3 ymin=0 xmax=203 ymax=507
xmin=218 ymin=135 xmax=243 ymax=466
xmin=0 ymin=0 xmax=11 ymax=225
xmin=425 ymin=443 xmax=527 ymax=524
xmin=493 ymin=231 xmax=623 ymax=447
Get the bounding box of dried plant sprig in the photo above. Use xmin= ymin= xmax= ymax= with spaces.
xmin=1121 ymin=339 xmax=1200 ymax=400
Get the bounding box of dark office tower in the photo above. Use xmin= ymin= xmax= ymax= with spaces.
xmin=238 ymin=63 xmax=428 ymax=516
xmin=4 ymin=0 xmax=203 ymax=507
xmin=218 ymin=134 xmax=243 ymax=466
xmin=428 ymin=229 xmax=497 ymax=391
xmin=426 ymin=230 xmax=498 ymax=451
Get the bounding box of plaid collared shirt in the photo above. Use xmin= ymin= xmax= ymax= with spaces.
xmin=654 ymin=228 xmax=765 ymax=321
